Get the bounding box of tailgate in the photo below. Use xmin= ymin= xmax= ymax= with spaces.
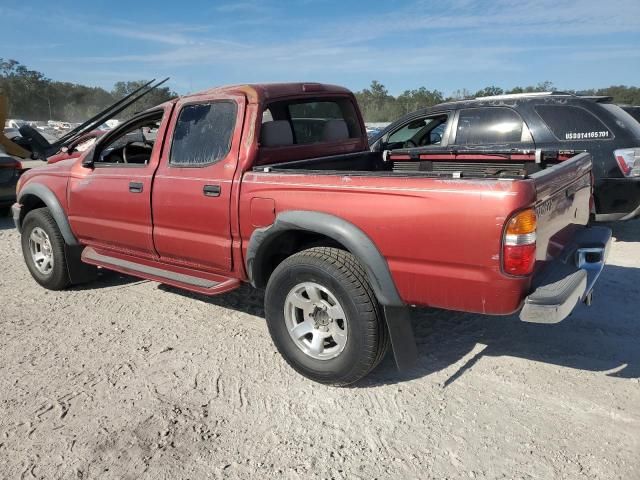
xmin=529 ymin=152 xmax=592 ymax=261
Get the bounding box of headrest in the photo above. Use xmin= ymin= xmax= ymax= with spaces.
xmin=260 ymin=120 xmax=293 ymax=147
xmin=322 ymin=119 xmax=349 ymax=142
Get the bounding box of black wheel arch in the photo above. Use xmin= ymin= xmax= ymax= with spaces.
xmin=247 ymin=210 xmax=417 ymax=370
xmin=17 ymin=183 xmax=79 ymax=246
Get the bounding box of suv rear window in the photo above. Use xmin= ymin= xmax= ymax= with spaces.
xmin=455 ymin=107 xmax=525 ymax=145
xmin=535 ymin=105 xmax=612 ymax=141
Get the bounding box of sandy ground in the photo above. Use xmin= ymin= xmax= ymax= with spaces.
xmin=0 ymin=213 xmax=638 ymax=480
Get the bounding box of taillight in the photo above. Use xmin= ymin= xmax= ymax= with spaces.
xmin=503 ymin=208 xmax=537 ymax=276
xmin=614 ymin=148 xmax=640 ymax=177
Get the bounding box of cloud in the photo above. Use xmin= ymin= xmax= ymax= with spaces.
xmin=18 ymin=0 xmax=640 ymax=93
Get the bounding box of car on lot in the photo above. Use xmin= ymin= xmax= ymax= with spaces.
xmin=0 ymin=147 xmax=23 ymax=215
xmin=12 ymin=83 xmax=611 ymax=385
xmin=369 ymin=92 xmax=640 ymax=221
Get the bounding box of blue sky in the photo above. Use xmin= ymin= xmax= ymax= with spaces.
xmin=1 ymin=0 xmax=639 ymax=96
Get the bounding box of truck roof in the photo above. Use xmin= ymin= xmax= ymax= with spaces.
xmin=181 ymin=82 xmax=353 ymax=103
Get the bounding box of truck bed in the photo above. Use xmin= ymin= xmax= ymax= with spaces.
xmin=255 ymin=148 xmax=569 ymax=180
xmin=242 ymin=150 xmax=593 ymax=314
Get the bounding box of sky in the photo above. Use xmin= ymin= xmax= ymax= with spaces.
xmin=1 ymin=0 xmax=639 ymax=96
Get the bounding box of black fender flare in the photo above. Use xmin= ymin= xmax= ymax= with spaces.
xmin=17 ymin=183 xmax=79 ymax=246
xmin=247 ymin=210 xmax=417 ymax=370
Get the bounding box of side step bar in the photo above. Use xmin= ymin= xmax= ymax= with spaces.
xmin=82 ymin=247 xmax=240 ymax=296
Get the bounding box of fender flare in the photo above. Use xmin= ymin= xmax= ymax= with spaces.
xmin=17 ymin=183 xmax=79 ymax=246
xmin=247 ymin=210 xmax=417 ymax=369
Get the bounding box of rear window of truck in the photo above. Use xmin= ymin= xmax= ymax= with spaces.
xmin=260 ymin=98 xmax=362 ymax=147
xmin=535 ymin=105 xmax=612 ymax=141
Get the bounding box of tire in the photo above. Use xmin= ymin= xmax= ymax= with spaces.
xmin=21 ymin=207 xmax=71 ymax=290
xmin=264 ymin=247 xmax=389 ymax=386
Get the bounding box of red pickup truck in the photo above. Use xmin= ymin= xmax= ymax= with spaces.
xmin=12 ymin=83 xmax=611 ymax=385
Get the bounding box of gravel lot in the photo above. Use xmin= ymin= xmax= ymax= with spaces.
xmin=0 ymin=213 xmax=639 ymax=479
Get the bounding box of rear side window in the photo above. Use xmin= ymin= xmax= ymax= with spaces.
xmin=535 ymin=105 xmax=612 ymax=141
xmin=455 ymin=107 xmax=525 ymax=145
xmin=260 ymin=98 xmax=362 ymax=146
xmin=170 ymin=101 xmax=236 ymax=166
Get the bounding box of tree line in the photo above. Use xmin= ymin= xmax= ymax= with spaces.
xmin=354 ymin=80 xmax=640 ymax=122
xmin=0 ymin=59 xmax=177 ymax=123
xmin=2 ymin=59 xmax=640 ymax=123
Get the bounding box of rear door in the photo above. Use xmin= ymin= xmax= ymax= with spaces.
xmin=151 ymin=93 xmax=245 ymax=273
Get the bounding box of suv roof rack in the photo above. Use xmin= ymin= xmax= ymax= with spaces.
xmin=474 ymin=91 xmax=614 ymax=103
xmin=474 ymin=91 xmax=572 ymax=101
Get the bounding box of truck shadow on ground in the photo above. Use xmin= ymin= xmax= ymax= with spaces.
xmin=603 ymin=218 xmax=640 ymax=242
xmin=4 ymin=212 xmax=637 ymax=387
xmin=362 ymin=262 xmax=640 ymax=387
xmin=159 ymin=262 xmax=640 ymax=388
xmin=0 ymin=213 xmax=15 ymax=231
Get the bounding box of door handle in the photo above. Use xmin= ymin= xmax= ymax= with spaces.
xmin=203 ymin=184 xmax=221 ymax=197
xmin=129 ymin=181 xmax=143 ymax=193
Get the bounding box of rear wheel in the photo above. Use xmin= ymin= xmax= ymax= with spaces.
xmin=265 ymin=247 xmax=389 ymax=385
xmin=21 ymin=208 xmax=71 ymax=290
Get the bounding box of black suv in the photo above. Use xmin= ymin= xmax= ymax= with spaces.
xmin=369 ymin=93 xmax=640 ymax=220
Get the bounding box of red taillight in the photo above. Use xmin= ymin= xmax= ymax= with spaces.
xmin=502 ymin=208 xmax=537 ymax=276
xmin=614 ymin=148 xmax=640 ymax=177
xmin=503 ymin=244 xmax=536 ymax=275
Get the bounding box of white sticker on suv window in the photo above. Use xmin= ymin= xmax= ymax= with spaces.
xmin=565 ymin=131 xmax=610 ymax=140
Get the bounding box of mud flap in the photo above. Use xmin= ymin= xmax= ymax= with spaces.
xmin=64 ymin=245 xmax=98 ymax=285
xmin=383 ymin=306 xmax=418 ymax=370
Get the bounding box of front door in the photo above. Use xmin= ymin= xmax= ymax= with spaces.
xmin=67 ymin=107 xmax=171 ymax=258
xmin=151 ymin=94 xmax=245 ymax=273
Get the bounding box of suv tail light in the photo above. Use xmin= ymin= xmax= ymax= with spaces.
xmin=614 ymin=148 xmax=640 ymax=177
xmin=503 ymin=208 xmax=537 ymax=276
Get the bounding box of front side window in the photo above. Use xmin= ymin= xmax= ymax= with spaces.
xmin=95 ymin=112 xmax=163 ymax=166
xmin=455 ymin=107 xmax=526 ymax=145
xmin=170 ymin=101 xmax=237 ymax=166
xmin=387 ymin=115 xmax=448 ymax=146
xmin=535 ymin=105 xmax=612 ymax=141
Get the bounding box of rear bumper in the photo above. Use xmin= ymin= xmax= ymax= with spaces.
xmin=520 ymin=226 xmax=612 ymax=324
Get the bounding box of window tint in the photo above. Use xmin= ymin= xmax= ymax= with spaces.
xmin=170 ymin=102 xmax=236 ymax=166
xmin=535 ymin=105 xmax=612 ymax=141
xmin=455 ymin=108 xmax=524 ymax=145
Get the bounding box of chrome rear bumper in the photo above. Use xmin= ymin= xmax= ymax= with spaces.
xmin=520 ymin=226 xmax=612 ymax=324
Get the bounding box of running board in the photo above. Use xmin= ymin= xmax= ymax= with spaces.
xmin=82 ymin=247 xmax=240 ymax=295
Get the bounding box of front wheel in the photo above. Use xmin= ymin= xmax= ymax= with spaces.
xmin=21 ymin=208 xmax=71 ymax=290
xmin=264 ymin=247 xmax=389 ymax=385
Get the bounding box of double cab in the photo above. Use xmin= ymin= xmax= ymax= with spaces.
xmin=13 ymin=83 xmax=611 ymax=385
